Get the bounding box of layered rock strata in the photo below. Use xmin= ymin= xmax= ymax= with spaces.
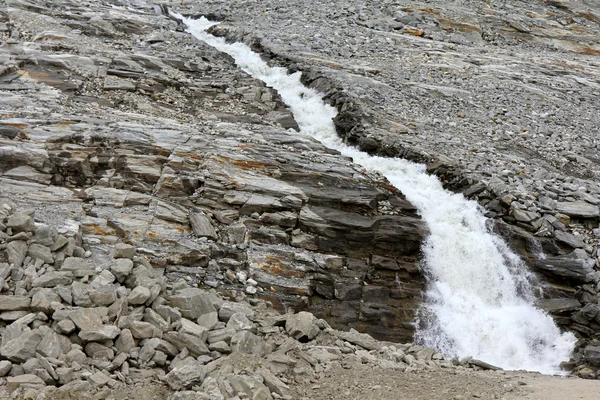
xmin=0 ymin=0 xmax=426 ymax=347
xmin=181 ymin=0 xmax=600 ymax=376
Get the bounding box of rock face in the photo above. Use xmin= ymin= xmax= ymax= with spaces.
xmin=190 ymin=0 xmax=600 ymax=377
xmin=0 ymin=202 xmax=476 ymax=399
xmin=0 ymin=0 xmax=425 ymax=351
xmin=1 ymin=0 xmax=600 ymax=387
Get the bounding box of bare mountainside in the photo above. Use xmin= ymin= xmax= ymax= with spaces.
xmin=0 ymin=0 xmax=600 ymax=399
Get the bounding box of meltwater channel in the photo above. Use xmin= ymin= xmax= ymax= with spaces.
xmin=176 ymin=14 xmax=576 ymax=374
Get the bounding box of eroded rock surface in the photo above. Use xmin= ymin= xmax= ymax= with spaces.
xmin=180 ymin=0 xmax=600 ymax=377
xmin=0 ymin=0 xmax=426 ymax=347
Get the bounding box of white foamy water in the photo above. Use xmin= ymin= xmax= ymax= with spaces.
xmin=178 ymin=14 xmax=576 ymax=373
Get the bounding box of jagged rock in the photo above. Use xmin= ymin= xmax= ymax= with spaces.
xmin=129 ymin=321 xmax=162 ymax=339
xmin=163 ymin=332 xmax=210 ymax=357
xmin=226 ymin=312 xmax=255 ymax=332
xmin=114 ymin=243 xmax=136 ymax=259
xmin=6 ymin=374 xmax=45 ymax=392
xmin=6 ymin=213 xmax=35 ymax=233
xmin=111 ymin=258 xmax=134 ymax=282
xmin=538 ymin=298 xmax=582 ymax=314
xmin=0 ymin=295 xmax=31 ymax=311
xmin=31 ymin=288 xmax=62 ymax=313
xmin=170 ymin=288 xmax=218 ymax=319
xmin=85 ymin=342 xmax=114 ymax=360
xmin=79 ymin=325 xmax=120 ymax=341
xmin=197 ymin=311 xmax=219 ymax=330
xmin=68 ymin=308 xmax=104 ymax=330
xmin=128 ymin=286 xmax=151 ymax=305
xmin=556 ymin=202 xmax=599 ymax=219
xmin=584 ymin=345 xmax=600 ymax=367
xmin=207 ymin=328 xmax=237 ymax=344
xmin=533 ymin=249 xmax=596 ymax=283
xmin=218 ymin=301 xmax=254 ymax=322
xmin=230 ymin=331 xmax=266 ymax=356
xmin=88 ymin=371 xmax=111 ymax=388
xmin=32 ymin=271 xmax=74 ymax=288
xmin=554 ymin=231 xmax=586 ymax=249
xmin=6 ymin=240 xmax=27 ymax=268
xmin=115 ymin=329 xmax=136 ymax=354
xmin=180 ymin=318 xmax=209 ymax=340
xmin=190 ymin=213 xmax=218 ymax=239
xmin=0 ymin=329 xmax=43 ymax=362
xmin=164 ymin=360 xmax=206 ymax=390
xmin=27 ymin=243 xmax=54 ymax=263
xmin=285 ymin=312 xmax=320 ymax=342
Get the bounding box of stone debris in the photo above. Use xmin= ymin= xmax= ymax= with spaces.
xmin=0 ymin=0 xmax=599 ymax=395
xmin=0 ymin=204 xmax=490 ymax=398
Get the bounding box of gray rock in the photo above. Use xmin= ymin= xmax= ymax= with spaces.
xmin=190 ymin=213 xmax=218 ymax=239
xmin=85 ymin=342 xmax=114 ymax=360
xmin=32 ymin=271 xmax=74 ymax=288
xmin=170 ymin=288 xmax=218 ymax=319
xmin=111 ymin=258 xmax=134 ymax=282
xmin=72 ymin=281 xmax=93 ymax=306
xmin=115 ymin=329 xmax=136 ymax=354
xmin=61 ymin=257 xmax=92 ymax=273
xmin=37 ymin=326 xmax=62 ymax=358
xmin=27 ymin=243 xmax=54 ymax=263
xmin=285 ymin=311 xmax=320 ymax=342
xmin=226 ymin=312 xmax=255 ymax=332
xmin=128 ymin=285 xmax=151 ymax=305
xmin=218 ymin=301 xmax=254 ymax=322
xmin=207 ymin=328 xmax=237 ymax=344
xmin=163 ymin=332 xmax=210 ymax=357
xmin=6 ymin=374 xmax=45 ymax=392
xmin=31 ymin=288 xmax=61 ymax=313
xmin=6 ymin=240 xmax=27 ymax=268
xmin=0 ymin=295 xmax=31 ymax=311
xmin=114 ymin=243 xmax=136 ymax=259
xmin=6 ymin=213 xmax=35 ymax=233
xmin=68 ymin=308 xmax=103 ymax=330
xmin=554 ymin=230 xmax=585 ymax=249
xmin=164 ymin=360 xmax=206 ymax=390
xmin=0 ymin=329 xmax=43 ymax=362
xmin=538 ymin=298 xmax=582 ymax=314
xmin=179 ymin=318 xmax=209 ymax=341
xmin=556 ymin=202 xmax=599 ymax=219
xmin=230 ymin=331 xmax=266 ymax=356
xmin=533 ymin=249 xmax=596 ymax=283
xmin=79 ymin=325 xmax=120 ymax=342
xmin=0 ymin=360 xmax=12 ymax=377
xmin=55 ymin=319 xmax=76 ymax=334
xmin=129 ymin=321 xmax=162 ymax=339
xmin=88 ymin=370 xmax=111 ymax=388
xmin=197 ymin=311 xmax=219 ymax=330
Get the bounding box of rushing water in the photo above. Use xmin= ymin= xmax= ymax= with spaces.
xmin=177 ymin=14 xmax=576 ymax=373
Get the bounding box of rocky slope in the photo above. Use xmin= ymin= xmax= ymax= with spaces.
xmin=175 ymin=0 xmax=600 ymax=376
xmin=1 ymin=0 xmax=600 ymax=397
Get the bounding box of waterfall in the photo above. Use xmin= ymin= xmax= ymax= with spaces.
xmin=176 ymin=14 xmax=576 ymax=374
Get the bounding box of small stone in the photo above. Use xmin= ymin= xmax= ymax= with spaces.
xmin=6 ymin=213 xmax=35 ymax=233
xmin=285 ymin=312 xmax=320 ymax=342
xmin=0 ymin=360 xmax=12 ymax=377
xmin=128 ymin=286 xmax=151 ymax=305
xmin=110 ymin=258 xmax=134 ymax=282
xmin=164 ymin=360 xmax=206 ymax=390
xmin=88 ymin=371 xmax=111 ymax=388
xmin=114 ymin=243 xmax=136 ymax=259
xmin=79 ymin=325 xmax=120 ymax=342
xmin=226 ymin=312 xmax=255 ymax=331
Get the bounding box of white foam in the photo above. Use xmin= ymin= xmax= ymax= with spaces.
xmin=178 ymin=14 xmax=576 ymax=374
